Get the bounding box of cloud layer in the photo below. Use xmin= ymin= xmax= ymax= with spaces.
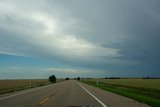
xmin=0 ymin=0 xmax=120 ymax=65
xmin=0 ymin=0 xmax=160 ymax=77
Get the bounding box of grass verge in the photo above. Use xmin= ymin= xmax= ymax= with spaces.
xmin=80 ymin=80 xmax=160 ymax=107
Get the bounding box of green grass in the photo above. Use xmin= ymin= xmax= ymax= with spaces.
xmin=98 ymin=79 xmax=160 ymax=90
xmin=81 ymin=79 xmax=160 ymax=107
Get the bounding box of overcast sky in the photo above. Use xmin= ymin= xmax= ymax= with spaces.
xmin=0 ymin=0 xmax=160 ymax=79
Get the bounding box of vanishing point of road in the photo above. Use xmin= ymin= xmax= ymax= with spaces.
xmin=0 ymin=80 xmax=149 ymax=107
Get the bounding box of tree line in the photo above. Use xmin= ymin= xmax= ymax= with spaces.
xmin=48 ymin=75 xmax=81 ymax=83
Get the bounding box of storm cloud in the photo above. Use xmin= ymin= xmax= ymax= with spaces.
xmin=0 ymin=0 xmax=160 ymax=77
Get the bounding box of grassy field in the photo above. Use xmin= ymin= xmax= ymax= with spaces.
xmin=97 ymin=79 xmax=160 ymax=90
xmin=0 ymin=79 xmax=49 ymax=94
xmin=80 ymin=79 xmax=160 ymax=107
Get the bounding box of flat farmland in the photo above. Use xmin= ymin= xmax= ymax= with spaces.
xmin=97 ymin=79 xmax=160 ymax=90
xmin=81 ymin=79 xmax=160 ymax=107
xmin=0 ymin=79 xmax=49 ymax=94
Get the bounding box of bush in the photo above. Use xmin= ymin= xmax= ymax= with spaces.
xmin=49 ymin=75 xmax=56 ymax=83
xmin=77 ymin=77 xmax=80 ymax=81
xmin=65 ymin=77 xmax=69 ymax=80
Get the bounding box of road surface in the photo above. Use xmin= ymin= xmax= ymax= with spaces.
xmin=0 ymin=80 xmax=149 ymax=107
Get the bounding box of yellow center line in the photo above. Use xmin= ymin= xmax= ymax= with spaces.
xmin=39 ymin=97 xmax=50 ymax=105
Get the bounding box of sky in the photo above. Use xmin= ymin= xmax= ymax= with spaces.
xmin=0 ymin=0 xmax=160 ymax=79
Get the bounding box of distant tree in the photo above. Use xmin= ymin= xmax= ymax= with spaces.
xmin=142 ymin=77 xmax=158 ymax=79
xmin=77 ymin=77 xmax=80 ymax=81
xmin=87 ymin=78 xmax=92 ymax=79
xmin=65 ymin=77 xmax=69 ymax=80
xmin=109 ymin=77 xmax=115 ymax=79
xmin=146 ymin=77 xmax=150 ymax=79
xmin=49 ymin=75 xmax=56 ymax=83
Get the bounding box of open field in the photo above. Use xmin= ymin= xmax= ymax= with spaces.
xmin=97 ymin=79 xmax=160 ymax=90
xmin=0 ymin=79 xmax=49 ymax=94
xmin=80 ymin=79 xmax=160 ymax=107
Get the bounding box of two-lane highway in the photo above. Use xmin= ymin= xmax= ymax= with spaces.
xmin=0 ymin=80 xmax=149 ymax=107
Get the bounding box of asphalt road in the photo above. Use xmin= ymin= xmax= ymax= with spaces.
xmin=0 ymin=80 xmax=149 ymax=107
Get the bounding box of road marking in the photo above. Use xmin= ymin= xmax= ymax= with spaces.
xmin=0 ymin=84 xmax=52 ymax=101
xmin=76 ymin=82 xmax=107 ymax=107
xmin=39 ymin=97 xmax=50 ymax=105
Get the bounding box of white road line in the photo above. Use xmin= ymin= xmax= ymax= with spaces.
xmin=76 ymin=82 xmax=107 ymax=107
xmin=0 ymin=84 xmax=52 ymax=101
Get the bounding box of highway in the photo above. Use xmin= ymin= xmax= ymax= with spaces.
xmin=0 ymin=80 xmax=149 ymax=107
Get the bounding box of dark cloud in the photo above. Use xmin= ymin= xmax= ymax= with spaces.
xmin=0 ymin=0 xmax=160 ymax=77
